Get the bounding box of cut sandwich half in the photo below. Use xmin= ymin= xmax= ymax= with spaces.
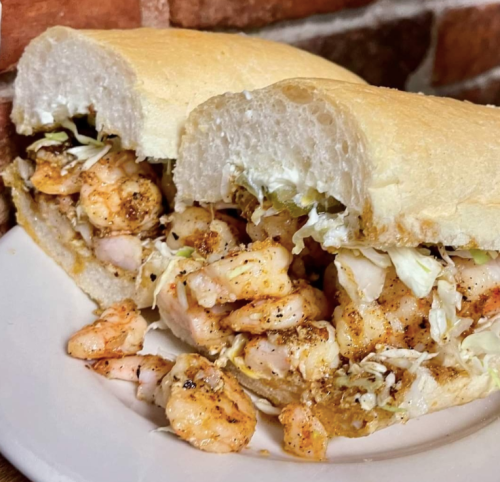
xmin=161 ymin=78 xmax=500 ymax=458
xmin=3 ymin=27 xmax=364 ymax=309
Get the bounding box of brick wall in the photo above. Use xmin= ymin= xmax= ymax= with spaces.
xmin=2 ymin=0 xmax=500 ymax=234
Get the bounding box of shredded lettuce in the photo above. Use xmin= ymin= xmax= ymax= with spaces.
xmin=334 ymin=249 xmax=387 ymax=303
xmin=27 ymin=131 xmax=69 ymax=152
xmin=387 ymin=247 xmax=442 ymax=298
xmin=81 ymin=144 xmax=112 ymax=171
xmin=429 ymin=279 xmax=470 ymax=345
xmin=176 ymin=247 xmax=195 ymax=258
xmin=369 ymin=347 xmax=437 ymax=372
xmin=461 ymin=330 xmax=500 ymax=356
xmin=61 ymin=119 xmax=104 ymax=147
xmin=489 ymin=368 xmax=500 ymax=389
xmin=45 ymin=131 xmax=69 ymax=142
xmin=470 ymin=249 xmax=491 ymax=265
xmin=359 ymin=248 xmax=392 ymax=269
xmin=292 ymin=207 xmax=350 ymax=254
xmin=151 ymin=244 xmax=196 ymax=309
xmin=26 ymin=138 xmax=63 ymax=152
xmin=66 ymin=145 xmax=104 ymax=161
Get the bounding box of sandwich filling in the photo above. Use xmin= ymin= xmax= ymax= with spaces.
xmin=9 ymin=119 xmax=182 ymax=306
xmin=157 ymin=172 xmax=500 ymax=456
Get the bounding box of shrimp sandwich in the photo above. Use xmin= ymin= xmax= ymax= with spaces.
xmin=2 ymin=27 xmax=363 ymax=308
xmin=157 ymin=78 xmax=500 ymax=458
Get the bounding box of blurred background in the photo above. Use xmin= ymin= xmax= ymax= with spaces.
xmin=1 ymin=0 xmax=499 ymax=237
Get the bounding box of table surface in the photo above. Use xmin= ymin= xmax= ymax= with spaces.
xmin=0 ymin=454 xmax=29 ymax=482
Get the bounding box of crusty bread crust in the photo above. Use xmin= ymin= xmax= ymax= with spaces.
xmin=2 ymin=159 xmax=160 ymax=308
xmin=12 ymin=27 xmax=365 ymax=160
xmin=177 ymin=78 xmax=500 ymax=250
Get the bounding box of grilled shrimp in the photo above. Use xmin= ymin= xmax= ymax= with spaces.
xmin=166 ymin=207 xmax=214 ymax=249
xmin=93 ymin=235 xmax=143 ymax=272
xmin=93 ymin=355 xmax=173 ymax=403
xmin=186 ymin=240 xmax=293 ymax=308
xmin=334 ymin=267 xmax=433 ymax=360
xmin=246 ymin=211 xmax=300 ymax=252
xmin=239 ymin=321 xmax=340 ymax=381
xmin=80 ymin=151 xmax=162 ymax=234
xmin=31 ymin=161 xmax=82 ymax=195
xmin=163 ymin=353 xmax=257 ymax=453
xmin=67 ymin=300 xmax=147 ymax=359
xmin=166 ymin=207 xmax=243 ymax=263
xmin=455 ymin=257 xmax=500 ymax=319
xmin=279 ymin=403 xmax=328 ymax=461
xmin=156 ymin=257 xmax=234 ymax=353
xmin=222 ymin=281 xmax=330 ymax=334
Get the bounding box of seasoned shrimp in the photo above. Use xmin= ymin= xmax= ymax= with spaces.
xmin=238 ymin=321 xmax=340 ymax=381
xmin=186 ymin=240 xmax=293 ymax=308
xmin=455 ymin=257 xmax=500 ymax=320
xmin=163 ymin=353 xmax=256 ymax=453
xmin=222 ymin=281 xmax=330 ymax=334
xmin=156 ymin=257 xmax=234 ymax=353
xmin=246 ymin=211 xmax=300 ymax=252
xmin=94 ymin=235 xmax=143 ymax=272
xmin=166 ymin=207 xmax=214 ymax=249
xmin=31 ymin=161 xmax=82 ymax=195
xmin=334 ymin=267 xmax=433 ymax=360
xmin=93 ymin=355 xmax=174 ymax=403
xmin=279 ymin=403 xmax=328 ymax=461
xmin=166 ymin=207 xmax=242 ymax=262
xmin=67 ymin=300 xmax=147 ymax=359
xmin=80 ymin=151 xmax=162 ymax=234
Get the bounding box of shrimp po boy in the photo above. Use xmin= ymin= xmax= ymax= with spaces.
xmin=160 ymin=79 xmax=500 ymax=458
xmin=3 ymin=27 xmax=363 ymax=308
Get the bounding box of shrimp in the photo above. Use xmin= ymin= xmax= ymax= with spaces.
xmin=67 ymin=300 xmax=147 ymax=359
xmin=455 ymin=257 xmax=500 ymax=320
xmin=165 ymin=207 xmax=214 ymax=249
xmin=238 ymin=321 xmax=340 ymax=381
xmin=31 ymin=161 xmax=82 ymax=195
xmin=163 ymin=353 xmax=257 ymax=453
xmin=246 ymin=211 xmax=300 ymax=252
xmin=80 ymin=151 xmax=162 ymax=234
xmin=279 ymin=403 xmax=328 ymax=461
xmin=222 ymin=281 xmax=330 ymax=334
xmin=156 ymin=257 xmax=234 ymax=353
xmin=166 ymin=207 xmax=243 ymax=263
xmin=94 ymin=235 xmax=143 ymax=272
xmin=334 ymin=267 xmax=433 ymax=361
xmin=186 ymin=240 xmax=293 ymax=308
xmin=93 ymin=355 xmax=173 ymax=403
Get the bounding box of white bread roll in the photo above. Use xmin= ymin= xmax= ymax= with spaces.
xmin=8 ymin=29 xmax=365 ymax=308
xmin=176 ymin=78 xmax=500 ymax=250
xmin=12 ymin=27 xmax=365 ymax=160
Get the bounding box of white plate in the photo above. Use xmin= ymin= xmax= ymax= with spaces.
xmin=1 ymin=226 xmax=500 ymax=482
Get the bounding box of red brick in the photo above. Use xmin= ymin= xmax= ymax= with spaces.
xmin=141 ymin=0 xmax=171 ymax=28
xmin=296 ymin=12 xmax=433 ymax=89
xmin=0 ymin=0 xmax=143 ymax=72
xmin=433 ymin=4 xmax=500 ymax=87
xmin=169 ymin=0 xmax=375 ymax=29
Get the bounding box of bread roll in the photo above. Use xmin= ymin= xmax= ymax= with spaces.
xmin=176 ymin=78 xmax=500 ymax=250
xmin=13 ymin=27 xmax=365 ymax=160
